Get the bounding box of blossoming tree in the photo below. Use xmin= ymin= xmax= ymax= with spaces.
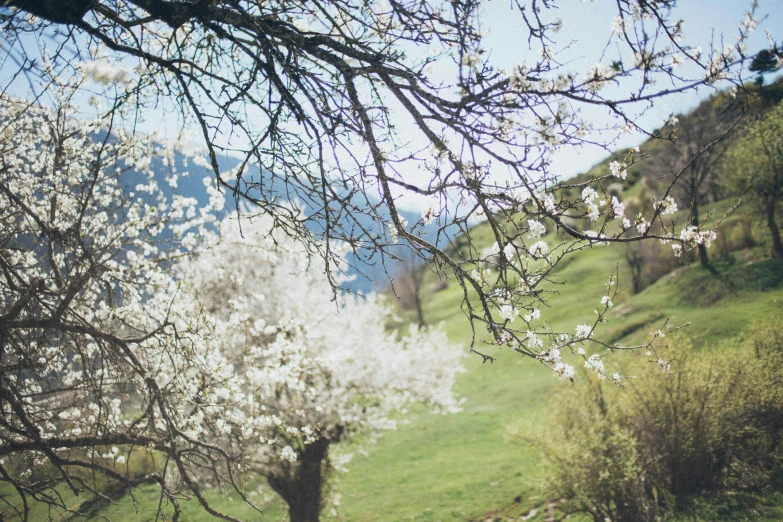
xmin=176 ymin=215 xmax=464 ymax=522
xmin=0 ymin=89 xmax=241 ymax=519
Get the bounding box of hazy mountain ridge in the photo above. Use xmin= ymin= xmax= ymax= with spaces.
xmin=117 ymin=146 xmax=440 ymax=292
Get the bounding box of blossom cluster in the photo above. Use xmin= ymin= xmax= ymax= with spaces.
xmin=175 ymin=214 xmax=465 ymax=470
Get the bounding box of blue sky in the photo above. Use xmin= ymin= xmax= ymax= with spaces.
xmin=478 ymin=0 xmax=783 ymax=179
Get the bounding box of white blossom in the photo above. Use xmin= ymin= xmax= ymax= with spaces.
xmin=553 ymin=362 xmax=575 ymax=381
xmin=575 ymin=324 xmax=593 ymax=339
xmin=609 ymin=161 xmax=628 ymax=180
xmin=526 ymin=331 xmax=544 ymax=349
xmin=499 ymin=304 xmax=517 ymax=322
xmin=523 ymin=308 xmax=541 ymax=323
xmin=527 ymin=219 xmax=546 ymax=239
xmin=461 ymin=51 xmax=481 ymax=69
xmin=584 ymin=63 xmax=614 ymax=93
xmin=281 ymin=446 xmax=298 ymax=462
xmin=529 ymin=241 xmax=549 ymax=258
xmin=656 ymin=196 xmax=678 ymax=216
xmin=611 ymin=15 xmax=625 ymax=36
xmin=421 ymin=205 xmax=438 ymax=225
xmin=584 ymin=354 xmax=606 ymax=378
xmin=611 ymin=196 xmax=625 ymax=219
xmin=79 ymin=60 xmax=131 ymax=84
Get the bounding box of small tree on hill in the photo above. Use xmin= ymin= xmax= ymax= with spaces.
xmin=388 ymin=249 xmax=430 ymax=326
xmin=749 ymin=47 xmax=782 ymax=85
xmin=656 ymin=102 xmax=740 ymax=267
xmin=724 ymin=102 xmax=783 ymax=259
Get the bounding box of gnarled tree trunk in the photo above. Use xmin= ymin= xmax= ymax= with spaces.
xmin=7 ymin=0 xmax=95 ymax=24
xmin=267 ymin=437 xmax=331 ymax=522
xmin=766 ymin=199 xmax=783 ymax=259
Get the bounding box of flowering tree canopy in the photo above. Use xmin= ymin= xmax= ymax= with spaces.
xmin=176 ymin=214 xmax=464 ymax=521
xmin=1 ymin=0 xmax=779 ymax=518
xmin=0 ymin=89 xmax=232 ymax=519
xmin=0 ymin=89 xmax=463 ymax=520
xmin=1 ymin=0 xmax=771 ymax=374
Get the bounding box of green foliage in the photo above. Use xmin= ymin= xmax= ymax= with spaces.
xmin=542 ymin=380 xmax=665 ymax=522
xmin=540 ymin=323 xmax=783 ymax=522
xmin=749 ymin=49 xmax=782 ymax=77
xmin=723 ymin=101 xmax=783 ymax=257
xmin=725 ymin=102 xmax=783 ymax=198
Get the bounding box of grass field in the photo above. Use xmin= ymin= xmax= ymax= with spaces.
xmin=333 ymin=233 xmax=783 ymax=522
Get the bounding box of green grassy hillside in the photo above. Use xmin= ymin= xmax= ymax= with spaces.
xmin=335 ymin=228 xmax=783 ymax=522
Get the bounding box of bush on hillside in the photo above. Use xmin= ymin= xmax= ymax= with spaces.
xmin=714 ymin=215 xmax=757 ymax=260
xmin=539 ymin=322 xmax=783 ymax=522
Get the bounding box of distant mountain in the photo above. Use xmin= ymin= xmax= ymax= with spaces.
xmin=119 ymin=146 xmax=440 ymax=293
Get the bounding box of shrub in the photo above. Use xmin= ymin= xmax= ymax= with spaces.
xmin=543 ymin=379 xmax=666 ymax=522
xmin=540 ymin=323 xmax=783 ymax=521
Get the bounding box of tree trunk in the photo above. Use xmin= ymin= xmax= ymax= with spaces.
xmin=697 ymin=240 xmax=709 ymax=267
xmin=267 ymin=438 xmax=331 ymax=522
xmin=631 ymin=267 xmax=642 ymax=294
xmin=625 ymin=246 xmax=644 ymax=294
xmin=766 ymin=200 xmax=783 ymax=259
xmin=413 ymin=284 xmax=426 ymax=326
xmin=690 ymin=179 xmax=710 ymax=268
